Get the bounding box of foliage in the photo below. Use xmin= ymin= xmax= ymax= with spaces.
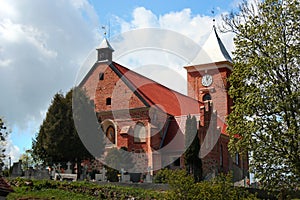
xmin=164 ymin=169 xmax=258 ymax=200
xmin=0 ymin=117 xmax=9 ymax=170
xmin=106 ymin=166 xmax=119 ymax=182
xmin=184 ymin=115 xmax=202 ymax=182
xmin=32 ymin=88 xmax=97 ymax=165
xmin=7 ymin=178 xmax=162 ymax=200
xmin=222 ymin=0 xmax=300 ymax=191
xmin=153 ymin=168 xmax=173 ymax=183
xmin=19 ymin=149 xmax=43 ymax=171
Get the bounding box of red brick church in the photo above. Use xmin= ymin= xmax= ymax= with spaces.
xmin=79 ymin=27 xmax=248 ymax=181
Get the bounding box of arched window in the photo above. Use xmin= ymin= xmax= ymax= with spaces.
xmin=134 ymin=122 xmax=146 ymax=143
xmin=220 ymin=145 xmax=223 ymax=167
xmin=106 ymin=125 xmax=115 ymax=144
xmin=203 ymin=93 xmax=211 ymax=101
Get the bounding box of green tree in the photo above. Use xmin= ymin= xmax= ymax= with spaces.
xmin=32 ymin=88 xmax=100 ymax=167
xmin=222 ymin=0 xmax=300 ymax=191
xmin=0 ymin=117 xmax=9 ymax=170
xmin=184 ymin=115 xmax=202 ymax=182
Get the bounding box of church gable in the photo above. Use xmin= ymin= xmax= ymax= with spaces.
xmin=81 ymin=63 xmax=146 ymax=113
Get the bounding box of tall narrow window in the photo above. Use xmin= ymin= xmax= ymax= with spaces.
xmin=220 ymin=145 xmax=223 ymax=167
xmin=99 ymin=72 xmax=104 ymax=80
xmin=134 ymin=122 xmax=146 ymax=143
xmin=106 ymin=97 xmax=111 ymax=105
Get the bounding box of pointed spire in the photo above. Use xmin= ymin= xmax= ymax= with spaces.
xmin=188 ymin=26 xmax=232 ymax=66
xmin=98 ymin=38 xmax=114 ymax=52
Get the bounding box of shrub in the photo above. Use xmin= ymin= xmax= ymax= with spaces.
xmin=161 ymin=169 xmax=258 ymax=200
xmin=153 ymin=168 xmax=172 ymax=183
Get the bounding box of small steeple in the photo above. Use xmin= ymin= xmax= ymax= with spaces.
xmin=96 ymin=38 xmax=114 ymax=63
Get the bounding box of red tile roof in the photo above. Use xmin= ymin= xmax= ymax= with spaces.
xmin=111 ymin=62 xmax=202 ymax=116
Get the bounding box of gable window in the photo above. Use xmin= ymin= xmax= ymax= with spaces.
xmin=134 ymin=122 xmax=146 ymax=143
xmin=99 ymin=72 xmax=104 ymax=80
xmin=106 ymin=97 xmax=111 ymax=105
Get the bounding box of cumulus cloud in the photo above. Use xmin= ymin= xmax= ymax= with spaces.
xmin=107 ymin=7 xmax=235 ymax=94
xmin=0 ymin=0 xmax=100 ymax=135
xmin=5 ymin=138 xmax=21 ymax=164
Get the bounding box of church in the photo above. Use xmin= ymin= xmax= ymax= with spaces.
xmin=79 ymin=27 xmax=249 ymax=181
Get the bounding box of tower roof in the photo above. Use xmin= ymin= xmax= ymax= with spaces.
xmin=188 ymin=26 xmax=232 ymax=66
xmin=97 ymin=38 xmax=114 ymax=51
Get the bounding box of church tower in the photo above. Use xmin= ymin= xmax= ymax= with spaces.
xmin=97 ymin=38 xmax=114 ymax=64
xmin=185 ymin=26 xmax=233 ymax=121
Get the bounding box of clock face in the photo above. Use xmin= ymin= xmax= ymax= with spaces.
xmin=202 ymin=74 xmax=213 ymax=86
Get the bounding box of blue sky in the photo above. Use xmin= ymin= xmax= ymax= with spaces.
xmin=0 ymin=0 xmax=240 ymax=164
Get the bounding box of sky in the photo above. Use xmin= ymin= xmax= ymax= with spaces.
xmin=0 ymin=0 xmax=241 ymax=165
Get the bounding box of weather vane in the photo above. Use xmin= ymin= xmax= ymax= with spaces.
xmin=211 ymin=8 xmax=216 ymax=27
xmin=101 ymin=26 xmax=107 ymax=38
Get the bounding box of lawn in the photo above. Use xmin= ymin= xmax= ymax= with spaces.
xmin=6 ymin=178 xmax=164 ymax=200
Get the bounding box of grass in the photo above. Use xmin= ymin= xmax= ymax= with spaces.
xmin=6 ymin=178 xmax=164 ymax=200
xmin=7 ymin=187 xmax=97 ymax=200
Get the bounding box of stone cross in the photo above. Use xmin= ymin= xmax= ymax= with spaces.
xmin=57 ymin=163 xmax=61 ymax=170
xmin=120 ymin=168 xmax=125 ymax=182
xmin=65 ymin=161 xmax=72 ymax=174
xmin=145 ymin=166 xmax=152 ymax=183
xmin=101 ymin=167 xmax=107 ymax=181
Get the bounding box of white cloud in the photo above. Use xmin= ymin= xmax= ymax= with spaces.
xmin=0 ymin=0 xmax=100 ymax=142
xmin=108 ymin=7 xmax=235 ymax=94
xmin=5 ymin=138 xmax=21 ymax=164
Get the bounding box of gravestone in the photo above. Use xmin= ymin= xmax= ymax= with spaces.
xmin=11 ymin=160 xmax=23 ymax=177
xmin=145 ymin=166 xmax=152 ymax=183
xmin=95 ymin=167 xmax=107 ymax=181
xmin=80 ymin=165 xmax=88 ymax=180
xmin=65 ymin=161 xmax=72 ymax=174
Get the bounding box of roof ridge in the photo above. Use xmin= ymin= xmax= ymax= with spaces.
xmin=112 ymin=61 xmax=202 ymax=104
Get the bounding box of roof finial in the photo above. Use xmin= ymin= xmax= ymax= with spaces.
xmin=211 ymin=8 xmax=216 ymax=29
xmin=101 ymin=26 xmax=107 ymax=38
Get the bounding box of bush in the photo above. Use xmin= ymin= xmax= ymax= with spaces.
xmin=154 ymin=168 xmax=172 ymax=183
xmin=158 ymin=169 xmax=258 ymax=200
xmin=106 ymin=167 xmax=119 ymax=182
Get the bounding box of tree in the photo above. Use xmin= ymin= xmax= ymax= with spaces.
xmin=32 ymin=88 xmax=100 ymax=166
xmin=19 ymin=149 xmax=43 ymax=171
xmin=184 ymin=115 xmax=202 ymax=182
xmin=0 ymin=118 xmax=9 ymax=170
xmin=222 ymin=0 xmax=300 ymax=191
